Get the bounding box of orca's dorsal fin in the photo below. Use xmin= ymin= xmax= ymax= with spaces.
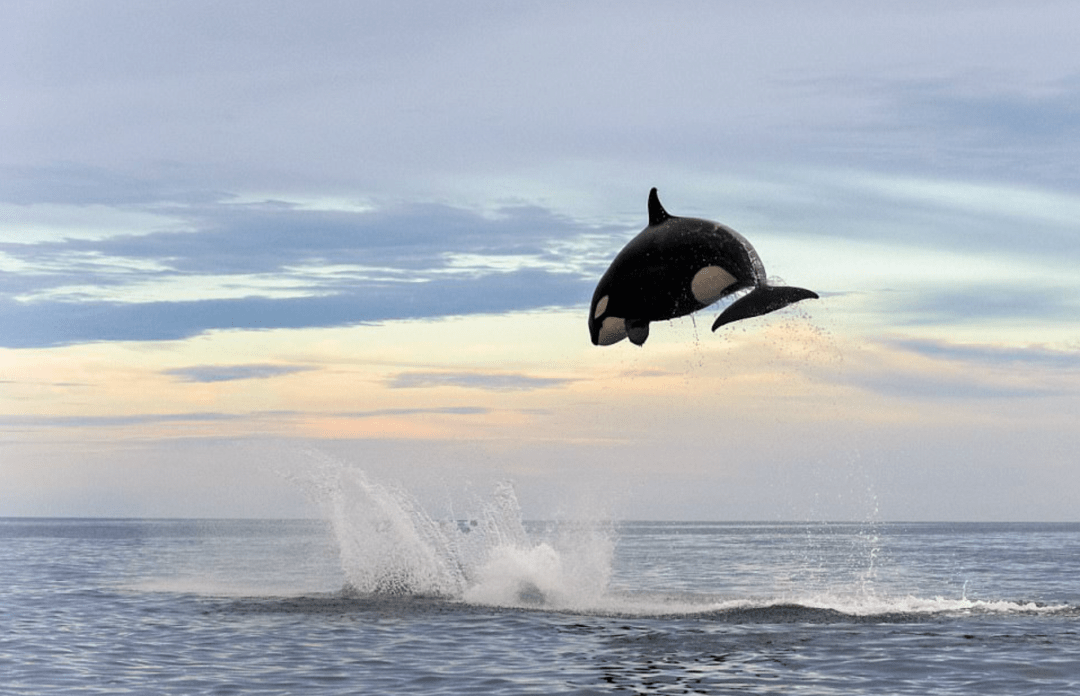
xmin=647 ymin=187 xmax=671 ymax=226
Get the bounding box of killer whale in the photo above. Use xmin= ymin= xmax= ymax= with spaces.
xmin=588 ymin=188 xmax=817 ymax=346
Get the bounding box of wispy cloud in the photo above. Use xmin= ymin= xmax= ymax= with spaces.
xmin=388 ymin=371 xmax=575 ymax=392
xmin=886 ymin=338 xmax=1080 ymax=370
xmin=0 ymin=200 xmax=612 ymax=348
xmin=163 ymin=364 xmax=316 ymax=383
xmin=333 ymin=406 xmax=491 ymax=418
xmin=0 ymin=411 xmax=263 ymax=429
xmin=893 ymin=285 xmax=1080 ymax=325
xmin=851 ymin=370 xmax=1061 ymax=401
xmin=835 ymin=337 xmax=1080 ymax=402
xmin=0 ymin=407 xmax=490 ymax=431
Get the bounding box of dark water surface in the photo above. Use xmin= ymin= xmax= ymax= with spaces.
xmin=3 ymin=517 xmax=1078 ymax=695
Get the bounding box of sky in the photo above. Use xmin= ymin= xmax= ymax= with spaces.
xmin=2 ymin=1 xmax=1078 ymax=521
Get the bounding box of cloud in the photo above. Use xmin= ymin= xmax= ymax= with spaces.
xmin=892 ymin=285 xmax=1080 ymax=325
xmin=0 ymin=271 xmax=595 ymax=349
xmin=333 ymin=407 xmax=491 ymax=418
xmin=885 ymin=338 xmax=1080 ymax=371
xmin=5 ymin=6 xmax=1080 ymax=355
xmin=0 ymin=412 xmax=261 ymax=429
xmin=0 ymin=199 xmax=614 ymax=348
xmin=389 ymin=371 xmax=575 ymax=392
xmin=886 ymin=74 xmax=1080 ymax=157
xmin=1 ymin=197 xmax=605 ymax=271
xmin=618 ymin=369 xmax=671 ymax=379
xmin=851 ymin=370 xmax=1060 ymax=402
xmin=835 ymin=337 xmax=1080 ymax=402
xmin=0 ymin=407 xmax=490 ymax=432
xmin=8 ymin=4 xmax=1078 ymax=204
xmin=163 ymin=364 xmax=316 ymax=383
xmin=3 ymin=179 xmax=1077 ymax=349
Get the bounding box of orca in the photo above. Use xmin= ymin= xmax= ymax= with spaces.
xmin=588 ymin=188 xmax=818 ymax=346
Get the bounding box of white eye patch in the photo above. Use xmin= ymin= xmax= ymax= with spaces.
xmin=596 ymin=316 xmax=627 ymax=345
xmin=594 ymin=295 xmax=609 ymax=318
xmin=690 ymin=266 xmax=736 ymax=305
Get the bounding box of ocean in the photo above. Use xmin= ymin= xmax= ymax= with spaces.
xmin=3 ymin=472 xmax=1078 ymax=695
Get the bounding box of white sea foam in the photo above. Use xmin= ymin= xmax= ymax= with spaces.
xmin=290 ymin=457 xmax=1073 ymax=618
xmin=548 ymin=591 xmax=1072 ymax=619
xmin=754 ymin=592 xmax=1070 ymax=617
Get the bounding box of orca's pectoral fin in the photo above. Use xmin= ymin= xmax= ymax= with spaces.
xmin=711 ymin=286 xmax=818 ymax=331
xmin=626 ymin=319 xmax=650 ymax=346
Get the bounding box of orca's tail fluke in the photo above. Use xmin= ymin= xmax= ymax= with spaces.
xmin=711 ymin=285 xmax=818 ymax=331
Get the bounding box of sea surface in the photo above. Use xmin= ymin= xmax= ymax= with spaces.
xmin=3 ymin=478 xmax=1078 ymax=694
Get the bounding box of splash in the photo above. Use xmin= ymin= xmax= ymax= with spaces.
xmin=326 ymin=468 xmax=466 ymax=597
xmin=300 ymin=458 xmax=613 ymax=609
xmin=285 ymin=456 xmax=1068 ymax=619
xmin=463 ymin=518 xmax=613 ymax=609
